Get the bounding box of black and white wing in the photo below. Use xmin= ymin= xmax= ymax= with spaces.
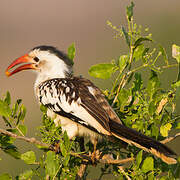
xmin=37 ymin=77 xmax=115 ymax=135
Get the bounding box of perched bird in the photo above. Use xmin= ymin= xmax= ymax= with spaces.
xmin=6 ymin=45 xmax=177 ymax=164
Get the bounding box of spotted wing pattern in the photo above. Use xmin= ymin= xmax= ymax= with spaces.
xmin=37 ymin=77 xmax=114 ymax=135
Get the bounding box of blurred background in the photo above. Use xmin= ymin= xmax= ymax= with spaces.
xmin=0 ymin=0 xmax=180 ymax=178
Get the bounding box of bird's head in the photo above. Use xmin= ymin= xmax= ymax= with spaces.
xmin=6 ymin=45 xmax=73 ymax=80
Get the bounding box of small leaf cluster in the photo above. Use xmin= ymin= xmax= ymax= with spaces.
xmin=38 ymin=106 xmax=81 ymax=179
xmin=0 ymin=92 xmax=26 ymax=160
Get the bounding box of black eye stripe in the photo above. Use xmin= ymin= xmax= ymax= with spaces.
xmin=34 ymin=57 xmax=39 ymax=62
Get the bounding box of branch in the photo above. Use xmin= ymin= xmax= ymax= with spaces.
xmin=76 ymin=162 xmax=88 ymax=180
xmin=0 ymin=128 xmax=49 ymax=148
xmin=2 ymin=127 xmax=179 ymax=167
xmin=0 ymin=128 xmax=134 ymax=165
xmin=112 ymin=74 xmax=126 ymax=106
xmin=118 ymin=166 xmax=131 ymax=180
xmin=161 ymin=132 xmax=180 ymax=144
xmin=100 ymin=157 xmax=134 ymax=164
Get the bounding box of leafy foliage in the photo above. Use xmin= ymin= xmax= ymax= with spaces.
xmin=0 ymin=2 xmax=180 ymax=179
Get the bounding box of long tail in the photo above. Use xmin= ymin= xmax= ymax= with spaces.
xmin=109 ymin=121 xmax=177 ymax=164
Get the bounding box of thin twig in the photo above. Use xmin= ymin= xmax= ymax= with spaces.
xmin=162 ymin=64 xmax=178 ymax=69
xmin=118 ymin=166 xmax=131 ymax=180
xmin=0 ymin=128 xmax=49 ymax=148
xmin=112 ymin=74 xmax=126 ymax=106
xmin=100 ymin=157 xmax=134 ymax=164
xmin=76 ymin=162 xmax=88 ymax=180
xmin=161 ymin=132 xmax=180 ymax=144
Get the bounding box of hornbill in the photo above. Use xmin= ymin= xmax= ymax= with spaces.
xmin=5 ymin=45 xmax=177 ymax=164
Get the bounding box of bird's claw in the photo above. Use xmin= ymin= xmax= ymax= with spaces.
xmin=49 ymin=140 xmax=60 ymax=154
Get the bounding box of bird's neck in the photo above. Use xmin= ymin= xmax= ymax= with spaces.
xmin=34 ymin=69 xmax=72 ymax=88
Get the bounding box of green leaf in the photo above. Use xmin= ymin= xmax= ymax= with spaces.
xmin=147 ymin=70 xmax=160 ymax=100
xmin=122 ymin=26 xmax=130 ymax=47
xmin=67 ymin=43 xmax=75 ymax=63
xmin=148 ymin=101 xmax=156 ymax=116
xmin=119 ymin=55 xmax=128 ymax=73
xmin=151 ymin=124 xmax=159 ymax=139
xmin=2 ymin=116 xmax=12 ymax=127
xmin=172 ymin=80 xmax=180 ymax=88
xmin=175 ymin=122 xmax=180 ymax=129
xmin=63 ymin=155 xmax=70 ymax=167
xmin=160 ymin=123 xmax=172 ymax=137
xmin=159 ymin=177 xmax=168 ymax=180
xmin=141 ymin=157 xmax=154 ymax=173
xmin=134 ymin=37 xmax=152 ymax=49
xmin=174 ymin=161 xmax=180 ymax=178
xmin=142 ymin=47 xmax=150 ymax=63
xmin=159 ymin=45 xmax=168 ymax=65
xmin=4 ymin=145 xmax=21 ymax=159
xmin=136 ymin=150 xmax=143 ymax=168
xmin=40 ymin=104 xmax=47 ymax=113
xmin=45 ymin=151 xmax=59 ymax=178
xmin=17 ymin=105 xmax=26 ymax=124
xmin=133 ymin=44 xmax=145 ymax=61
xmin=0 ymin=133 xmax=15 ymax=145
xmin=63 ymin=131 xmax=71 ymax=151
xmin=60 ymin=141 xmax=67 ymax=157
xmin=0 ymin=173 xmax=12 ymax=180
xmin=89 ymin=63 xmax=118 ymax=79
xmin=4 ymin=91 xmax=11 ymax=106
xmin=0 ymin=100 xmax=11 ymax=117
xmin=18 ymin=170 xmax=33 ymax=180
xmin=117 ymin=89 xmax=130 ymax=108
xmin=18 ymin=125 xmax=27 ymax=136
xmin=21 ymin=151 xmax=36 ymax=164
xmin=126 ymin=2 xmax=135 ymax=21
xmin=148 ymin=172 xmax=154 ymax=180
xmin=132 ymin=73 xmax=142 ymax=92
xmin=172 ymin=44 xmax=180 ymax=63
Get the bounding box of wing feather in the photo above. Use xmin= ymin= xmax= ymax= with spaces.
xmin=37 ymin=77 xmax=112 ymax=135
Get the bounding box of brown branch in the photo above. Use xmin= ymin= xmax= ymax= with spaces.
xmin=76 ymin=162 xmax=88 ymax=180
xmin=0 ymin=128 xmax=134 ymax=165
xmin=100 ymin=157 xmax=134 ymax=164
xmin=156 ymin=98 xmax=168 ymax=115
xmin=1 ymin=126 xmax=179 ymax=165
xmin=118 ymin=166 xmax=131 ymax=180
xmin=0 ymin=128 xmax=49 ymax=148
xmin=161 ymin=132 xmax=180 ymax=144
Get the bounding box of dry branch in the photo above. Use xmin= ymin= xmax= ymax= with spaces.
xmin=0 ymin=128 xmax=49 ymax=148
xmin=0 ymin=127 xmax=179 ymax=166
xmin=160 ymin=132 xmax=180 ymax=144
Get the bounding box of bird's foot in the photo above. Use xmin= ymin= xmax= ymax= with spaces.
xmin=49 ymin=140 xmax=60 ymax=154
xmin=89 ymin=150 xmax=100 ymax=164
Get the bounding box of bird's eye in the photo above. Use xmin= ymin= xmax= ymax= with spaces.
xmin=34 ymin=57 xmax=39 ymax=62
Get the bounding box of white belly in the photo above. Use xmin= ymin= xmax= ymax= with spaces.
xmin=47 ymin=109 xmax=102 ymax=142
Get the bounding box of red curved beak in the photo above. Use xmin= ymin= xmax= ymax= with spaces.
xmin=5 ymin=54 xmax=36 ymax=77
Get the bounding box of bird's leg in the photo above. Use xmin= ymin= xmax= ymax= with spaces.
xmin=49 ymin=140 xmax=60 ymax=154
xmin=91 ymin=139 xmax=98 ymax=164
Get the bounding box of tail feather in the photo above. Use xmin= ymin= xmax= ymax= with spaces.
xmin=109 ymin=121 xmax=177 ymax=164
